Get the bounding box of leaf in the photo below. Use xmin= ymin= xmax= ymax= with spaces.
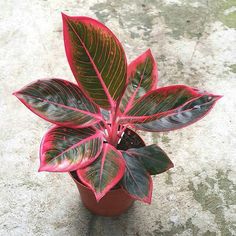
xmin=120 ymin=49 xmax=158 ymax=112
xmin=117 ymin=128 xmax=145 ymax=151
xmin=134 ymin=94 xmax=222 ymax=132
xmin=13 ymin=79 xmax=102 ymax=128
xmin=62 ymin=13 xmax=127 ymax=109
xmin=121 ymin=151 xmax=152 ymax=203
xmin=126 ymin=145 xmax=173 ymax=175
xmin=120 ymin=85 xmax=208 ymax=124
xmin=39 ymin=126 xmax=103 ymax=172
xmin=77 ymin=143 xmax=125 ymax=201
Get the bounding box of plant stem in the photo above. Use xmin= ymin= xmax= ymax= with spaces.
xmin=109 ymin=116 xmax=118 ymax=146
xmin=108 ymin=103 xmax=121 ymax=146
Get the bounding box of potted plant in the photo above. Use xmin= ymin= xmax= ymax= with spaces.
xmin=13 ymin=13 xmax=221 ymax=217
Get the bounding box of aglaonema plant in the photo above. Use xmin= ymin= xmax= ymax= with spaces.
xmin=13 ymin=13 xmax=222 ymax=204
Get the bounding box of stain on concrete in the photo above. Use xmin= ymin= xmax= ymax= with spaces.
xmin=160 ymin=3 xmax=209 ymax=39
xmin=188 ymin=170 xmax=236 ymax=235
xmin=160 ymin=0 xmax=236 ymax=38
xmin=212 ymin=0 xmax=236 ymax=28
xmin=176 ymin=60 xmax=184 ymax=70
xmin=202 ymin=230 xmax=217 ymax=236
xmin=151 ymin=133 xmax=160 ymax=145
xmin=90 ymin=0 xmax=159 ymax=39
xmin=165 ymin=171 xmax=173 ymax=185
xmin=151 ymin=133 xmax=171 ymax=146
xmin=150 ymin=218 xmax=200 ymax=235
xmin=229 ymin=64 xmax=236 ymax=73
xmin=161 ymin=135 xmax=171 ymax=144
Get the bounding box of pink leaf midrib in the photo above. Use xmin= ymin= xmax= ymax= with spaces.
xmin=123 ymin=57 xmax=149 ymax=114
xmin=98 ymin=144 xmax=108 ymax=192
xmin=123 ymin=153 xmax=149 ymax=200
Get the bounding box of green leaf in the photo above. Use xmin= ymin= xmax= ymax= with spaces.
xmin=62 ymin=14 xmax=127 ymax=109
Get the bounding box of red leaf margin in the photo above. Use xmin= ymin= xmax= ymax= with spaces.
xmin=62 ymin=13 xmax=128 ymax=110
xmin=77 ymin=143 xmax=126 ymax=202
xmin=128 ymin=48 xmax=158 ymax=86
xmin=119 ymin=85 xmax=221 ymax=124
xmin=121 ymin=49 xmax=158 ymax=114
xmin=134 ymin=93 xmax=222 ymax=132
xmin=122 ymin=173 xmax=153 ymax=204
xmin=13 ymin=78 xmax=103 ymax=128
xmin=38 ymin=125 xmax=104 ymax=172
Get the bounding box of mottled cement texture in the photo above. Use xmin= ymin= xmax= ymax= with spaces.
xmin=0 ymin=0 xmax=236 ymax=235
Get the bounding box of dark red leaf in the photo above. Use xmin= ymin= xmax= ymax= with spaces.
xmin=13 ymin=79 xmax=102 ymax=128
xmin=126 ymin=145 xmax=173 ymax=175
xmin=120 ymin=85 xmax=203 ymax=124
xmin=121 ymin=151 xmax=152 ymax=203
xmin=134 ymin=94 xmax=222 ymax=132
xmin=117 ymin=128 xmax=145 ymax=151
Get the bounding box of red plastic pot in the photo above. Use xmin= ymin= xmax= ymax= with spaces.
xmin=70 ymin=171 xmax=134 ymax=217
xmin=69 ymin=128 xmax=145 ymax=217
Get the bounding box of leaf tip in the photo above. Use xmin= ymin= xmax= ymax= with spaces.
xmin=61 ymin=12 xmax=68 ymax=19
xmin=146 ymin=198 xmax=152 ymax=205
xmin=94 ymin=191 xmax=106 ymax=202
xmin=141 ymin=194 xmax=152 ymax=204
xmin=12 ymin=91 xmax=19 ymax=97
xmin=38 ymin=165 xmax=48 ymax=172
xmin=216 ymin=94 xmax=223 ymax=100
xmin=169 ymin=161 xmax=174 ymax=169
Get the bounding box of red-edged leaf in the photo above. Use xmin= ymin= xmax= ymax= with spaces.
xmin=62 ymin=13 xmax=127 ymax=109
xmin=13 ymin=79 xmax=102 ymax=128
xmin=121 ymin=151 xmax=152 ymax=204
xmin=119 ymin=85 xmax=207 ymax=124
xmin=134 ymin=94 xmax=222 ymax=132
xmin=126 ymin=145 xmax=173 ymax=175
xmin=77 ymin=143 xmax=125 ymax=201
xmin=39 ymin=126 xmax=103 ymax=172
xmin=120 ymin=49 xmax=158 ymax=113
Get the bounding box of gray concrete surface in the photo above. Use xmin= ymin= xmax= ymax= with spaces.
xmin=0 ymin=0 xmax=236 ymax=235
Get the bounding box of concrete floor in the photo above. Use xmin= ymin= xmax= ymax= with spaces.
xmin=0 ymin=0 xmax=236 ymax=235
